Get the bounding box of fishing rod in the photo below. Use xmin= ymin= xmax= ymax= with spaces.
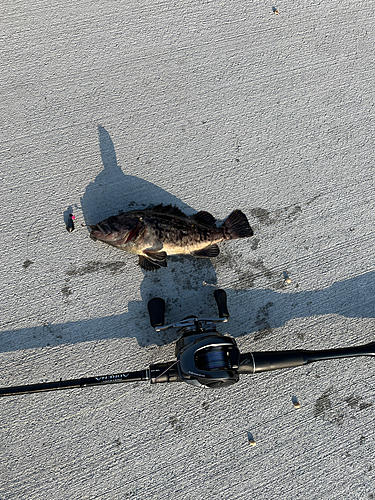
xmin=1 ymin=290 xmax=374 ymax=397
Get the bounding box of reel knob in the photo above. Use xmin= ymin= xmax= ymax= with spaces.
xmin=148 ymin=298 xmax=165 ymax=328
xmin=214 ymin=289 xmax=229 ymax=318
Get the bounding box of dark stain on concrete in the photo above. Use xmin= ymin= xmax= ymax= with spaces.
xmin=359 ymin=402 xmax=373 ymax=411
xmin=66 ymin=261 xmax=127 ymax=276
xmin=314 ymin=388 xmax=333 ymax=418
xmin=224 ymin=255 xmax=281 ymax=291
xmin=248 ymin=258 xmax=275 ymax=280
xmin=314 ymin=388 xmax=345 ymax=426
xmin=61 ymin=285 xmax=73 ymax=297
xmin=287 ymin=205 xmax=302 ymax=220
xmin=250 ymin=237 xmax=260 ymax=251
xmin=253 ymin=302 xmax=274 ymax=341
xmin=306 ymin=194 xmax=322 ymax=205
xmin=250 ymin=204 xmax=303 ymax=226
xmin=345 ymin=395 xmax=362 ymax=409
xmin=233 ymin=271 xmax=256 ymax=289
xmin=273 ymin=280 xmax=287 ymax=290
xmin=345 ymin=395 xmax=373 ymax=411
xmin=250 ymin=208 xmax=274 ymax=226
xmin=169 ymin=415 xmax=182 ymax=431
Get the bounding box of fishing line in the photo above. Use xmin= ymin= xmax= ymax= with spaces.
xmin=151 ymin=360 xmax=179 ymax=383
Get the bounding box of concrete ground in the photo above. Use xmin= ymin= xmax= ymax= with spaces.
xmin=1 ymin=0 xmax=374 ymax=498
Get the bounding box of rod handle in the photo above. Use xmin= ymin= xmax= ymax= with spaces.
xmin=238 ymin=351 xmax=306 ymax=373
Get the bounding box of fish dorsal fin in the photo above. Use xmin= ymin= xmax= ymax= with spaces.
xmin=149 ymin=204 xmax=187 ymax=217
xmin=191 ymin=211 xmax=216 ymax=227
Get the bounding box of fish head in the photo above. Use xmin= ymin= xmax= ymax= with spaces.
xmin=90 ymin=213 xmax=142 ymax=246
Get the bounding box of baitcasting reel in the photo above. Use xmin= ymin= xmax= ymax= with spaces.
xmin=147 ymin=289 xmax=239 ymax=388
xmin=0 ymin=290 xmax=374 ymax=397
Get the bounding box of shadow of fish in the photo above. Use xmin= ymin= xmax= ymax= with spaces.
xmin=90 ymin=205 xmax=253 ymax=270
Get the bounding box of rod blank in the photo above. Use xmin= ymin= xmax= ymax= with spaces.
xmin=0 ymin=370 xmax=149 ymax=397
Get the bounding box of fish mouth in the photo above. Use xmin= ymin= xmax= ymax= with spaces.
xmin=90 ymin=223 xmax=139 ymax=244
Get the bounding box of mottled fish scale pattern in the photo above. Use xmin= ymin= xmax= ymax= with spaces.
xmin=143 ymin=214 xmax=223 ymax=253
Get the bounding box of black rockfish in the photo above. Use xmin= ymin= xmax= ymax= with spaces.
xmin=90 ymin=205 xmax=253 ymax=270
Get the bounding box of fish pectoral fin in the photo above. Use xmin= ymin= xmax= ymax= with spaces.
xmin=138 ymin=255 xmax=163 ymax=271
xmin=190 ymin=211 xmax=216 ymax=228
xmin=143 ymin=249 xmax=167 ymax=261
xmin=143 ymin=250 xmax=168 ymax=267
xmin=191 ymin=244 xmax=220 ymax=258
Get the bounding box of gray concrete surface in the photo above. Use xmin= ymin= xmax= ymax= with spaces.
xmin=1 ymin=0 xmax=374 ymax=498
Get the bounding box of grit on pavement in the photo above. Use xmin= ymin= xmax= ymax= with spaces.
xmin=1 ymin=1 xmax=374 ymax=499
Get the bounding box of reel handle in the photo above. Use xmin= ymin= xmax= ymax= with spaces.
xmin=214 ymin=289 xmax=229 ymax=318
xmin=148 ymin=298 xmax=165 ymax=328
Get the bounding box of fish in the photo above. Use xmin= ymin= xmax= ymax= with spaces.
xmin=90 ymin=204 xmax=253 ymax=271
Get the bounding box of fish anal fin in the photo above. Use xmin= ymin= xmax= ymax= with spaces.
xmin=191 ymin=244 xmax=220 ymax=258
xmin=191 ymin=211 xmax=216 ymax=227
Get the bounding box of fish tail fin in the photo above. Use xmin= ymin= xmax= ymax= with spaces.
xmin=222 ymin=210 xmax=253 ymax=240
